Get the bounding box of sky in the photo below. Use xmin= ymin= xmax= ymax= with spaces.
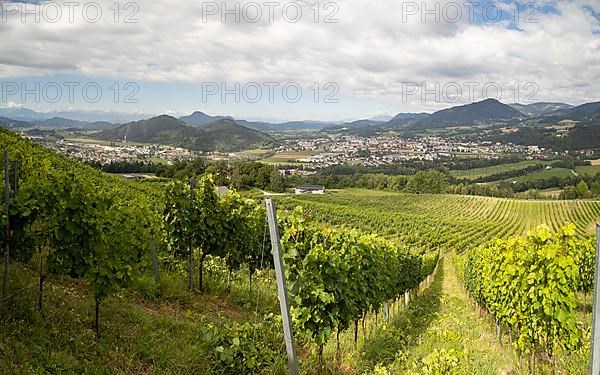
xmin=0 ymin=0 xmax=599 ymax=122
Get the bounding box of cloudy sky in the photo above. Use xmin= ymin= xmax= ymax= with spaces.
xmin=0 ymin=0 xmax=599 ymax=121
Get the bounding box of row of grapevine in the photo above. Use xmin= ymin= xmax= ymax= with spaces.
xmin=163 ymin=175 xmax=268 ymax=292
xmin=0 ymin=129 xmax=164 ymax=335
xmin=279 ymin=206 xmax=438 ymax=368
xmin=281 ymin=192 xmax=600 ymax=254
xmin=1 ymin=128 xmax=278 ymax=334
xmin=463 ymin=224 xmax=594 ymax=370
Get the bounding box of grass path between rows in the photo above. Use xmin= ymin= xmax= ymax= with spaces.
xmin=375 ymin=256 xmax=523 ymax=374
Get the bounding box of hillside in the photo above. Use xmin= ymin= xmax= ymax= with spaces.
xmin=488 ymin=121 xmax=600 ymax=151
xmin=92 ymin=115 xmax=276 ymax=151
xmin=0 ymin=116 xmax=31 ymax=128
xmin=540 ymin=101 xmax=600 ymax=123
xmin=383 ymin=113 xmax=431 ymax=128
xmin=408 ymin=99 xmax=524 ymax=129
xmin=199 ymin=118 xmax=278 ymax=151
xmin=508 ymin=102 xmax=573 ymax=117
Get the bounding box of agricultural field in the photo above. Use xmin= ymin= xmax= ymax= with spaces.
xmin=261 ymin=151 xmax=318 ymax=164
xmin=449 ymin=160 xmax=546 ymax=180
xmin=235 ymin=148 xmax=272 ymax=159
xmin=576 ymin=164 xmax=600 ymax=176
xmin=281 ymin=189 xmax=599 ymax=373
xmin=280 ymin=189 xmax=600 ymax=250
xmin=0 ymin=129 xmax=444 ymax=375
xmin=503 ymin=167 xmax=575 ymax=183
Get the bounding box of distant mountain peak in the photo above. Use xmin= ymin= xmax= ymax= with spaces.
xmin=179 ymin=111 xmax=228 ymax=127
xmin=380 ymin=98 xmax=524 ymax=131
xmin=480 ymin=98 xmax=501 ymax=103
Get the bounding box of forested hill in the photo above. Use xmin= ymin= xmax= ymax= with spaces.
xmin=91 ymin=115 xmax=277 ymax=152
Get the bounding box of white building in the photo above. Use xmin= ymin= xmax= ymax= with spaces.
xmin=294 ymin=185 xmax=326 ymax=195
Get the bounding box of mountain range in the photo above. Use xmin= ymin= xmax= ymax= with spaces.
xmin=0 ymin=107 xmax=147 ymax=123
xmin=3 ymin=99 xmax=600 ymax=152
xmin=538 ymin=102 xmax=600 ymax=123
xmin=5 ymin=99 xmax=600 ymax=134
xmin=372 ymin=99 xmax=525 ymax=131
xmin=364 ymin=99 xmax=600 ymax=132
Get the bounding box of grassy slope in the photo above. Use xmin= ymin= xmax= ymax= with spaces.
xmin=3 ymin=187 xmax=597 ymax=374
xmin=371 ymin=257 xmax=591 ymax=374
xmin=576 ymin=165 xmax=600 ymax=176
xmin=304 ymin=255 xmax=523 ymax=374
xmin=450 ymin=160 xmax=546 ymax=180
xmin=506 ymin=168 xmax=574 ymax=183
xmin=0 ymin=262 xmax=281 ymax=374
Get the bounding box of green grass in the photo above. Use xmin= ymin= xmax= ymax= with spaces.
xmin=576 ymin=165 xmax=600 ymax=177
xmin=315 ymin=254 xmax=591 ymax=375
xmin=0 ymin=260 xmax=284 ymax=374
xmin=148 ymin=156 xmax=172 ymax=165
xmin=450 ymin=160 xmax=546 ymax=180
xmin=334 ymin=188 xmax=401 ymax=197
xmin=281 ymin=190 xmax=598 ymax=373
xmin=63 ymin=137 xmax=152 ymax=147
xmin=260 ymin=151 xmax=318 ymax=164
xmin=238 ymin=148 xmax=272 ymax=155
xmin=505 ymin=167 xmax=574 ymax=183
xmin=260 ymin=159 xmax=308 ymax=165
xmin=368 ymin=257 xmax=523 ymax=374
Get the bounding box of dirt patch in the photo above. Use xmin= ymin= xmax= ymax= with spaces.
xmin=271 ymin=153 xmax=313 ymax=159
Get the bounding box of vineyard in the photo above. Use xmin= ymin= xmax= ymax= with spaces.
xmin=280 ymin=189 xmax=600 ymax=251
xmin=1 ymin=127 xmax=600 ymax=374
xmin=282 ymin=190 xmax=600 ymax=373
xmin=463 ymin=225 xmax=592 ymax=373
xmin=0 ymin=129 xmax=439 ymax=374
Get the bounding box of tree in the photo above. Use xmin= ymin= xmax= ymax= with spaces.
xmin=576 ymin=181 xmax=589 ymax=199
xmin=591 ymin=181 xmax=600 ymax=197
xmin=405 ymin=170 xmax=448 ymax=194
xmin=268 ymin=170 xmax=286 ymax=193
xmin=561 ymin=186 xmax=578 ymax=200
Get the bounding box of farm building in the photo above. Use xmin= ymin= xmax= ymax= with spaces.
xmin=294 ymin=185 xmax=326 ymax=195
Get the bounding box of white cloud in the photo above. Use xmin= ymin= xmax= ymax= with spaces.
xmin=0 ymin=0 xmax=599 ymax=114
xmin=0 ymin=102 xmax=24 ymax=109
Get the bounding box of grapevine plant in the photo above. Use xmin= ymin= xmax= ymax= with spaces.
xmin=0 ymin=128 xmax=158 ymax=336
xmin=464 ymin=224 xmax=590 ymax=367
xmin=280 ymin=206 xmax=435 ymax=367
